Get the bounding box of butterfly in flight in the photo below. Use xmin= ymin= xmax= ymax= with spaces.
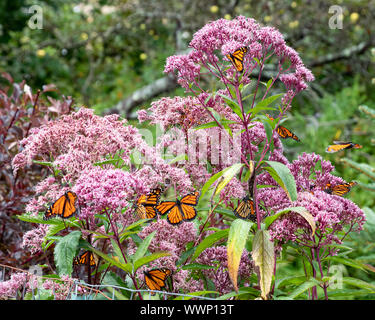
xmin=323 ymin=181 xmax=357 ymax=197
xmin=44 ymin=191 xmax=78 ymax=220
xmin=266 ymin=114 xmax=300 ymax=142
xmin=156 ymin=191 xmax=199 ymax=225
xmin=74 ymin=250 xmax=96 ymax=266
xmin=144 ymin=268 xmax=172 ymax=292
xmin=233 ymin=196 xmax=257 ymax=222
xmin=135 ymin=188 xmax=163 ymax=220
xmin=326 ymin=141 xmax=362 ymax=153
xmin=226 ymin=47 xmax=248 ymax=73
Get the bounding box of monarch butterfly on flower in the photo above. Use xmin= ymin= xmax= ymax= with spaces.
xmin=325 ymin=141 xmax=362 ymax=153
xmin=155 ymin=191 xmax=199 ymax=225
xmin=226 ymin=47 xmax=248 ymax=73
xmin=323 ymin=181 xmax=357 ymax=197
xmin=144 ymin=268 xmax=172 ymax=292
xmin=135 ymin=188 xmax=163 ymax=219
xmin=44 ymin=191 xmax=78 ymax=220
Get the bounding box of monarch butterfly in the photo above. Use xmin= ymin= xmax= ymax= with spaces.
xmin=233 ymin=196 xmax=256 ymax=221
xmin=44 ymin=191 xmax=78 ymax=220
xmin=73 ymin=251 xmax=96 ymax=266
xmin=226 ymin=47 xmax=248 ymax=73
xmin=323 ymin=181 xmax=357 ymax=196
xmin=325 ymin=141 xmax=362 ymax=153
xmin=266 ymin=115 xmax=300 ymax=141
xmin=155 ymin=191 xmax=199 ymax=225
xmin=135 ymin=188 xmax=163 ymax=219
xmin=144 ymin=268 xmax=172 ymax=292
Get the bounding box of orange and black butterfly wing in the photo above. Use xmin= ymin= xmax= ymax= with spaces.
xmin=277 ymin=125 xmax=300 ymax=142
xmin=156 ymin=201 xmax=177 ymax=216
xmin=226 ymin=47 xmax=248 ymax=73
xmin=180 ymin=191 xmax=200 ymax=206
xmin=144 ymin=188 xmax=163 ymax=206
xmin=326 ymin=141 xmax=353 ymax=153
xmin=44 ymin=191 xmax=78 ymax=220
xmin=144 ymin=268 xmax=171 ymax=291
xmin=166 ymin=206 xmax=185 ymax=225
xmin=234 ymin=196 xmax=256 ymax=221
xmin=329 ymin=182 xmax=357 ymax=196
xmin=74 ymin=251 xmax=96 ymax=266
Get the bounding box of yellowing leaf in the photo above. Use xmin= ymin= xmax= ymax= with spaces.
xmin=252 ymin=229 xmax=275 ymax=300
xmin=227 ymin=219 xmax=252 ymax=292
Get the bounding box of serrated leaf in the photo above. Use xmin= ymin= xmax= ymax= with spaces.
xmin=227 ymin=219 xmax=252 ymax=292
xmin=252 ymin=229 xmax=275 ymax=299
xmin=89 ymin=246 xmax=132 ymax=274
xmin=264 ymin=206 xmax=316 ymax=236
xmin=214 ymin=163 xmax=244 ymax=197
xmin=191 ymin=229 xmax=229 ymax=261
xmin=131 ymin=231 xmax=156 ymax=263
xmin=133 ymin=251 xmax=171 ymax=271
xmin=288 ymin=278 xmax=320 ymax=299
xmin=263 ymin=160 xmax=298 ymax=201
xmin=54 ymin=231 xmax=81 ymax=276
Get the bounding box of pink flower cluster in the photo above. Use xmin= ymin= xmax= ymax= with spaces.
xmin=129 ymin=219 xmax=204 ymax=293
xmin=196 ymin=246 xmax=253 ymax=295
xmin=0 ymin=272 xmax=27 ymax=299
xmin=258 ymin=152 xmax=365 ymax=246
xmin=165 ymin=16 xmax=314 ymax=93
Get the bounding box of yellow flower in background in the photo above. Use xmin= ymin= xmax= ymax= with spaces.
xmin=289 ymin=20 xmax=299 ymax=29
xmin=371 ymin=78 xmax=375 ymax=85
xmin=80 ymin=32 xmax=88 ymax=40
xmin=36 ymin=49 xmax=46 ymax=57
xmin=224 ymin=14 xmax=231 ymax=20
xmin=291 ymin=1 xmax=297 ymax=8
xmin=140 ymin=23 xmax=146 ymax=30
xmin=210 ymin=5 xmax=219 ymax=13
xmin=350 ymin=12 xmax=359 ymax=23
xmin=264 ymin=15 xmax=272 ymax=23
xmin=140 ymin=53 xmax=147 ymax=60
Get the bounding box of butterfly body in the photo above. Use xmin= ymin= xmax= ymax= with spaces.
xmin=156 ymin=192 xmax=199 ymax=225
xmin=226 ymin=47 xmax=248 ymax=73
xmin=44 ymin=191 xmax=78 ymax=220
xmin=144 ymin=268 xmax=172 ymax=292
xmin=326 ymin=141 xmax=362 ymax=153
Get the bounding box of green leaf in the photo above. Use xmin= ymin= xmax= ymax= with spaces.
xmin=200 ymin=171 xmax=225 ymax=199
xmin=133 ymin=251 xmax=171 ymax=271
xmin=342 ymin=277 xmax=375 ymax=291
xmin=54 ymin=230 xmax=81 ymax=276
xmin=181 ymin=263 xmax=216 ymax=271
xmin=264 ymin=206 xmax=316 ymax=236
xmin=131 ymin=231 xmax=156 ymax=263
xmin=191 ymin=229 xmax=229 ymax=261
xmin=326 ymin=256 xmax=375 ymax=273
xmin=227 ymin=219 xmax=252 ymax=292
xmin=252 ymin=229 xmax=275 ymax=299
xmin=263 ymin=160 xmax=298 ymax=201
xmin=341 ymin=158 xmax=375 ymax=180
xmin=32 ymin=160 xmax=53 ymax=167
xmin=288 ymin=278 xmax=320 ymax=299
xmin=248 ymin=93 xmax=284 ymax=116
xmin=90 ymin=246 xmax=132 ymax=274
xmin=214 ymin=163 xmax=245 ymax=197
xmin=217 ymin=93 xmax=243 ymax=120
